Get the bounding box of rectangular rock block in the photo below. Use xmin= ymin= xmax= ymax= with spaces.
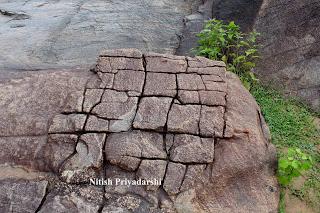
xmin=146 ymin=54 xmax=187 ymax=73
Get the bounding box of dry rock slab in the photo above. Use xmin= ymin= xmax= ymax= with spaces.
xmin=144 ymin=72 xmax=177 ymax=97
xmin=167 ymin=104 xmax=201 ymax=135
xmin=0 ymin=179 xmax=48 ymax=213
xmin=0 ymin=49 xmax=278 ymax=213
xmin=133 ymin=97 xmax=172 ymax=131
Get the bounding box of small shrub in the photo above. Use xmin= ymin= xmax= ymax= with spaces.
xmin=195 ymin=19 xmax=259 ymax=89
xmin=278 ymin=148 xmax=313 ymax=186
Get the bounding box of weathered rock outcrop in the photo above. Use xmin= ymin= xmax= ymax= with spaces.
xmin=1 ymin=0 xmax=319 ymax=111
xmin=254 ymin=0 xmax=320 ymax=111
xmin=0 ymin=49 xmax=278 ymax=212
xmin=0 ymin=0 xmax=206 ymax=71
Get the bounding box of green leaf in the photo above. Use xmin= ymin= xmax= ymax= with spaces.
xmin=242 ymin=80 xmax=251 ymax=90
xmin=279 ymin=159 xmax=290 ymax=169
xmin=222 ymin=55 xmax=227 ymax=63
xmin=291 ymin=160 xmax=300 ymax=169
xmin=301 ymin=162 xmax=311 ymax=170
xmin=278 ymin=176 xmax=290 ymax=186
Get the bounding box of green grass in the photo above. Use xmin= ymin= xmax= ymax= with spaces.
xmin=252 ymin=85 xmax=320 ymax=212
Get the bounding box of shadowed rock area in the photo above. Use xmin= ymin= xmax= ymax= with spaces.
xmin=254 ymin=0 xmax=320 ymax=111
xmin=0 ymin=49 xmax=279 ymax=212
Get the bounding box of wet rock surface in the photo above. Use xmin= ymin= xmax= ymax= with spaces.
xmin=0 ymin=49 xmax=279 ymax=212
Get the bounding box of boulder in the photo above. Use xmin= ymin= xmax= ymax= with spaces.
xmin=0 ymin=49 xmax=279 ymax=212
xmin=254 ymin=0 xmax=320 ymax=111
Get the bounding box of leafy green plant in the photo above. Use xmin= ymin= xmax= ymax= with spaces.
xmin=195 ymin=19 xmax=259 ymax=89
xmin=278 ymin=148 xmax=313 ymax=186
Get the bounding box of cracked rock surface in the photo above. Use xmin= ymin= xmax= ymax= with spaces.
xmin=0 ymin=49 xmax=279 ymax=212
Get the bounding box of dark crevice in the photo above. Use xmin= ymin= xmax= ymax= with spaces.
xmin=167 ymin=134 xmax=175 ymax=155
xmin=0 ymin=9 xmax=30 ymax=20
xmin=160 ymin=160 xmax=170 ymax=190
xmin=0 ymin=9 xmax=16 ymax=16
xmin=174 ymin=33 xmax=183 ymax=55
xmin=57 ymin=135 xmax=80 ymax=180
xmin=99 ymin=55 xmax=142 ymax=59
xmin=81 ymin=88 xmax=88 ymax=112
xmin=144 ymin=55 xmax=186 ymax=61
xmin=178 ymin=165 xmax=188 ymax=192
xmin=145 ymin=70 xmax=224 ymax=75
xmin=34 ymin=182 xmax=49 ymax=213
xmin=60 ymin=111 xmax=88 ymax=116
xmin=179 ymin=88 xmax=227 ymax=92
xmin=100 ymin=68 xmax=144 ymax=72
xmin=49 ymin=130 xmax=108 ymax=135
xmin=57 ymin=88 xmax=106 ymax=177
xmin=132 ymin=54 xmax=147 ymax=126
xmin=198 ymin=105 xmax=202 ymax=136
xmin=125 ymin=155 xmax=210 ymax=166
xmin=133 ymin=150 xmax=144 ymax=174
xmin=222 ymin=91 xmax=228 ymax=137
xmin=97 ymin=134 xmax=108 ymax=213
xmin=168 ymin=101 xmax=226 ymax=108
xmin=256 ymin=109 xmax=271 ymax=147
xmin=162 ymin=133 xmax=168 ymax=156
xmin=131 ymin=126 xmax=216 ymax=138
xmin=140 ymin=94 xmax=176 ymax=98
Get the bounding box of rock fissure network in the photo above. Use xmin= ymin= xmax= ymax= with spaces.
xmin=0 ymin=49 xmax=278 ymax=213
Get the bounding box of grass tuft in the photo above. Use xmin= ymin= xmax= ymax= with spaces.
xmin=252 ymin=85 xmax=320 ymax=212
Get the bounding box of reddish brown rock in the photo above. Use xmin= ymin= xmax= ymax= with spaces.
xmin=146 ymin=53 xmax=187 ymax=73
xmin=200 ymin=106 xmax=225 ymax=137
xmin=187 ymin=56 xmax=226 ymax=68
xmin=133 ymin=97 xmax=172 ymax=130
xmin=199 ymin=90 xmax=226 ymax=106
xmin=83 ymin=89 xmax=104 ymax=112
xmin=0 ymin=136 xmax=48 ymax=171
xmin=177 ymin=73 xmax=205 ymax=90
xmin=144 ymin=72 xmax=177 ymax=97
xmin=201 ymin=74 xmax=224 ymax=83
xmin=170 ymin=134 xmax=215 ymax=163
xmin=96 ymin=72 xmax=114 ymax=88
xmin=167 ymin=104 xmax=201 ymax=134
xmin=105 ymin=131 xmax=166 ymax=171
xmin=163 ymin=162 xmax=187 ymax=195
xmin=113 ymin=70 xmax=145 ymax=93
xmin=60 ymin=133 xmax=106 ymax=183
xmin=0 ymin=179 xmax=48 ymax=213
xmin=136 ymin=160 xmax=167 ymax=191
xmin=177 ymin=90 xmax=200 ymax=104
xmin=85 ymin=115 xmax=109 ymax=132
xmin=0 ymin=50 xmax=278 ymax=213
xmin=96 ymin=56 xmax=143 ymax=73
xmin=45 ymin=134 xmax=78 ymax=173
xmin=100 ymin=49 xmax=143 ymax=58
xmin=48 ymin=114 xmax=87 ymax=133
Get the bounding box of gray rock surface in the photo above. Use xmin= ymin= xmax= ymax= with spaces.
xmin=0 ymin=0 xmax=205 ymax=71
xmin=0 ymin=179 xmax=48 ymax=213
xmin=254 ymin=0 xmax=320 ymax=111
xmin=0 ymin=49 xmax=278 ymax=212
